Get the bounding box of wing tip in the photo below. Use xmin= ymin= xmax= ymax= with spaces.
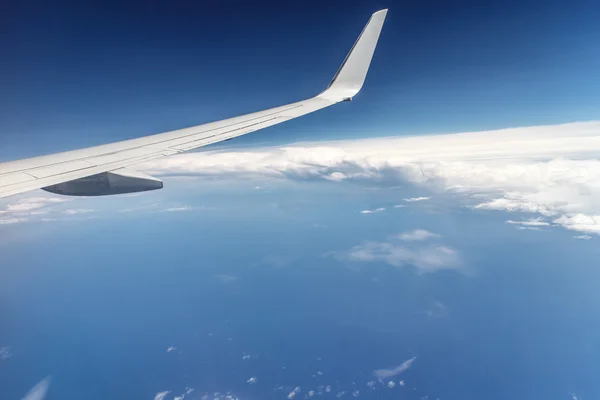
xmin=317 ymin=8 xmax=388 ymax=102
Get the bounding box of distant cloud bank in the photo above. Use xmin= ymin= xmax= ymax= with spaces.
xmin=141 ymin=121 xmax=600 ymax=236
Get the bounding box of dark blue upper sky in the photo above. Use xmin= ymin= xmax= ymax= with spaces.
xmin=2 ymin=0 xmax=600 ymax=160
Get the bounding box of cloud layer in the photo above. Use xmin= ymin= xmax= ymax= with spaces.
xmin=140 ymin=121 xmax=600 ymax=235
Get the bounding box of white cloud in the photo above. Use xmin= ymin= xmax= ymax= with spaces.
xmin=553 ymin=214 xmax=600 ymax=234
xmin=516 ymin=226 xmax=542 ymax=231
xmin=396 ymin=229 xmax=440 ymax=241
xmin=62 ymin=209 xmax=94 ymax=215
xmin=0 ymin=196 xmax=74 ymax=225
xmin=573 ymin=235 xmax=592 ymax=240
xmin=7 ymin=202 xmax=46 ymax=212
xmin=426 ymin=300 xmax=449 ymax=318
xmin=139 ymin=121 xmax=600 ymax=235
xmin=0 ymin=346 xmax=11 ymax=360
xmin=373 ymin=357 xmax=416 ymax=380
xmin=404 ymin=197 xmax=431 ymax=203
xmin=22 ymin=376 xmax=51 ymax=400
xmin=360 ymin=207 xmax=385 ymax=214
xmin=165 ymin=206 xmax=192 ymax=212
xmin=332 ymin=233 xmax=460 ymax=274
xmin=505 ymin=217 xmax=550 ymax=227
xmin=0 ymin=217 xmax=28 ymax=225
xmin=154 ymin=391 xmax=171 ymax=400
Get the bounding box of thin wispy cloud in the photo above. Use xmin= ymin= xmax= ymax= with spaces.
xmin=21 ymin=376 xmax=51 ymax=400
xmin=396 ymin=229 xmax=440 ymax=241
xmin=165 ymin=206 xmax=193 ymax=212
xmin=506 ymin=217 xmax=550 ymax=227
xmin=140 ymin=121 xmax=600 ymax=235
xmin=0 ymin=196 xmax=75 ymax=225
xmin=426 ymin=300 xmax=449 ymax=318
xmin=373 ymin=357 xmax=416 ymax=380
xmin=215 ymin=274 xmax=239 ymax=283
xmin=573 ymin=235 xmax=592 ymax=240
xmin=62 ymin=209 xmax=94 ymax=215
xmin=331 ymin=230 xmax=460 ymax=274
xmin=0 ymin=346 xmax=11 ymax=360
xmin=516 ymin=226 xmax=542 ymax=231
xmin=360 ymin=207 xmax=385 ymax=214
xmin=0 ymin=217 xmax=28 ymax=225
xmin=154 ymin=391 xmax=171 ymax=400
xmin=404 ymin=197 xmax=431 ymax=203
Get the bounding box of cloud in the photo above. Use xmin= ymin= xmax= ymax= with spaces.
xmin=0 ymin=346 xmax=11 ymax=360
xmin=0 ymin=217 xmax=28 ymax=225
xmin=215 ymin=274 xmax=239 ymax=283
xmin=553 ymin=214 xmax=600 ymax=234
xmin=165 ymin=206 xmax=193 ymax=212
xmin=373 ymin=357 xmax=416 ymax=380
xmin=404 ymin=197 xmax=431 ymax=203
xmin=22 ymin=376 xmax=51 ymax=400
xmin=396 ymin=229 xmax=440 ymax=241
xmin=173 ymin=387 xmax=195 ymax=400
xmin=516 ymin=226 xmax=542 ymax=231
xmin=332 ymin=232 xmax=460 ymax=274
xmin=0 ymin=196 xmax=74 ymax=225
xmin=505 ymin=217 xmax=550 ymax=227
xmin=426 ymin=300 xmax=449 ymax=318
xmin=62 ymin=209 xmax=94 ymax=215
xmin=573 ymin=235 xmax=592 ymax=240
xmin=139 ymin=121 xmax=600 ymax=235
xmin=154 ymin=391 xmax=170 ymax=400
xmin=360 ymin=207 xmax=385 ymax=214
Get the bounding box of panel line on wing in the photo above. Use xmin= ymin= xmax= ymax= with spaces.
xmin=0 ymin=104 xmax=305 ymax=178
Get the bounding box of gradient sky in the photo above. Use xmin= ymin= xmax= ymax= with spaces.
xmin=3 ymin=2 xmax=600 ymax=400
xmin=2 ymin=0 xmax=600 ymax=160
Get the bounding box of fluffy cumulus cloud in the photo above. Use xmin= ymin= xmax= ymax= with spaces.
xmin=139 ymin=121 xmax=600 ymax=235
xmin=332 ymin=230 xmax=460 ymax=273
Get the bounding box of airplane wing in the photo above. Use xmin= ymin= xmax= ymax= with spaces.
xmin=0 ymin=9 xmax=387 ymax=199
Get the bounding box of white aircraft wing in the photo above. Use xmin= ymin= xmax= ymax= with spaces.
xmin=0 ymin=9 xmax=387 ymax=199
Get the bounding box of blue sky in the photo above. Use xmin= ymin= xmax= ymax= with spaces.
xmin=3 ymin=1 xmax=600 ymax=400
xmin=2 ymin=0 xmax=600 ymax=160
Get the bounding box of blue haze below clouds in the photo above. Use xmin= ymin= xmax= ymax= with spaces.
xmin=2 ymin=181 xmax=600 ymax=400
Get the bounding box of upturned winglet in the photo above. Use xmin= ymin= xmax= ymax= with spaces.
xmin=318 ymin=9 xmax=388 ymax=102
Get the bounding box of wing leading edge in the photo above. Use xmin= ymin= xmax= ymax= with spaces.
xmin=0 ymin=9 xmax=387 ymax=199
